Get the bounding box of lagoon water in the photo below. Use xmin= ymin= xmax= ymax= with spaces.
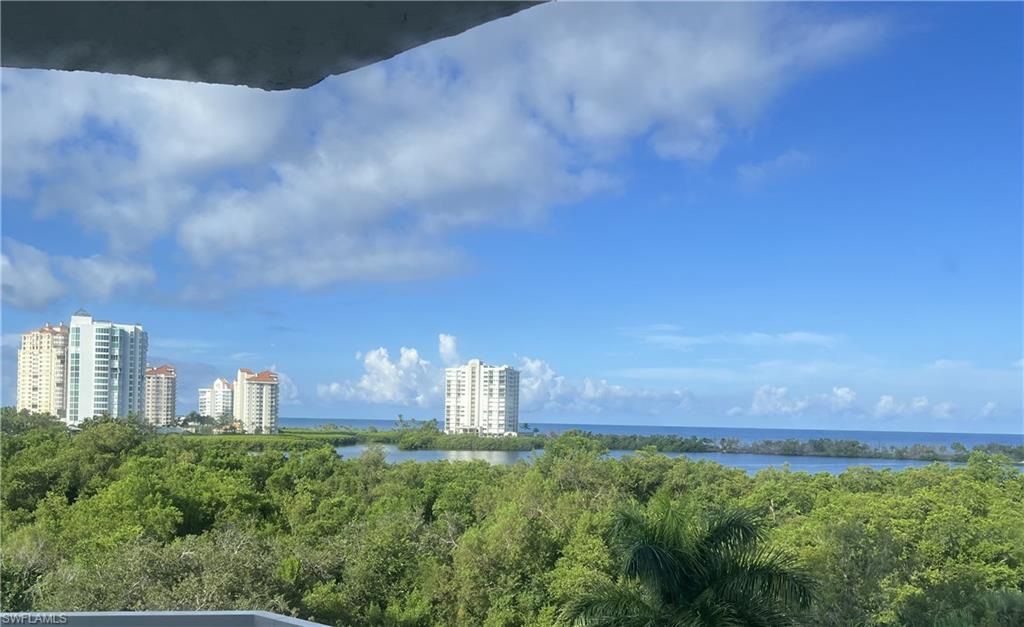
xmin=332 ymin=444 xmax=965 ymax=475
xmin=284 ymin=416 xmax=1022 ymax=449
xmin=279 ymin=416 xmax=1020 ymax=475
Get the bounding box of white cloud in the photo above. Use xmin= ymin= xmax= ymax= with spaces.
xmin=910 ymin=396 xmax=930 ymax=412
xmin=318 ymin=346 xmax=440 ymax=407
xmin=618 ymin=358 xmax=857 ymax=385
xmin=931 ymin=401 xmax=956 ymax=419
xmin=638 ymin=327 xmax=839 ymax=350
xmin=268 ymin=364 xmax=300 ymax=405
xmin=317 ymin=335 xmax=691 ymax=416
xmin=149 ymin=338 xmax=217 ymax=354
xmin=3 ymin=3 xmax=885 ymax=292
xmin=737 ymin=384 xmax=860 ymax=417
xmin=519 ymin=356 xmax=691 ymax=415
xmin=979 ymin=401 xmax=997 ymax=418
xmin=2 ymin=70 xmax=291 ymax=251
xmin=874 ymin=395 xmax=902 ymax=418
xmin=829 ymin=386 xmax=857 ymax=411
xmin=1 ymin=238 xmax=65 ymax=309
xmin=438 ymin=333 xmax=461 ymax=366
xmin=874 ymin=394 xmax=939 ymax=418
xmin=58 ymin=255 xmax=156 ymax=300
xmin=738 ymin=149 xmax=809 ymax=183
xmin=518 ymin=356 xmax=581 ymax=411
xmin=617 ymin=356 xmax=1022 ymax=415
xmin=749 ymin=385 xmax=810 ymax=416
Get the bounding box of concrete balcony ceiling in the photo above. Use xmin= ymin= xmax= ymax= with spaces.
xmin=0 ymin=1 xmax=541 ymax=91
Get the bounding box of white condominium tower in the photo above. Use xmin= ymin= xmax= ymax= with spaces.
xmin=66 ymin=310 xmax=148 ymax=424
xmin=233 ymin=368 xmax=279 ymax=434
xmin=16 ymin=322 xmax=69 ymax=419
xmin=444 ymin=359 xmax=520 ymax=436
xmin=198 ymin=377 xmax=234 ymax=419
xmin=144 ymin=364 xmax=177 ymax=426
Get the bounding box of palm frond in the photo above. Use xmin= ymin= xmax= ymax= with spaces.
xmin=614 ymin=503 xmax=704 ymax=606
xmin=685 ymin=594 xmax=742 ymax=627
xmin=712 ymin=545 xmax=815 ymax=610
xmin=566 ymin=503 xmax=817 ymax=627
xmin=561 ymin=579 xmax=667 ymax=627
xmin=698 ymin=508 xmax=763 ymax=553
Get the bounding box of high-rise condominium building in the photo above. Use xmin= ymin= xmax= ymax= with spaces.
xmin=198 ymin=377 xmax=234 ymax=419
xmin=16 ymin=322 xmax=69 ymax=419
xmin=233 ymin=368 xmax=279 ymax=434
xmin=444 ymin=359 xmax=520 ymax=436
xmin=66 ymin=310 xmax=148 ymax=424
xmin=144 ymin=364 xmax=177 ymax=426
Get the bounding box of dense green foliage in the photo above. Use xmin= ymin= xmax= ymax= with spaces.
xmin=564 ymin=502 xmax=813 ymax=626
xmin=2 ymin=408 xmax=1023 ymax=626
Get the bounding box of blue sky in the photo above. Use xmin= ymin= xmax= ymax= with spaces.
xmin=2 ymin=3 xmax=1021 ymax=433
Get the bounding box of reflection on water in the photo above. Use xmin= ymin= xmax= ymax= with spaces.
xmin=335 ymin=444 xmax=537 ymax=465
xmin=334 ymin=444 xmax=961 ymax=475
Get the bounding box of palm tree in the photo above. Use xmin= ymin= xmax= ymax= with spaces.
xmin=564 ymin=499 xmax=814 ymax=626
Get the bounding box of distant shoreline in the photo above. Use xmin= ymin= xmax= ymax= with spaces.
xmin=195 ymin=424 xmax=1024 ymax=464
xmin=280 ymin=416 xmax=1020 ymax=439
xmin=276 ymin=417 xmax=1023 ymax=452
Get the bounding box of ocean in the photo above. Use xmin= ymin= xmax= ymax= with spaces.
xmin=280 ymin=417 xmax=1022 ymax=448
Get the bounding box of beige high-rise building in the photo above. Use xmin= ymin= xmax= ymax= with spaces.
xmin=16 ymin=322 xmax=69 ymax=419
xmin=198 ymin=377 xmax=233 ymax=419
xmin=144 ymin=364 xmax=177 ymax=426
xmin=233 ymin=368 xmax=279 ymax=434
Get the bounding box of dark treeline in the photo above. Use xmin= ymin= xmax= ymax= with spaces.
xmin=291 ymin=419 xmax=1024 ymax=462
xmin=3 ymin=408 xmax=1022 ymax=626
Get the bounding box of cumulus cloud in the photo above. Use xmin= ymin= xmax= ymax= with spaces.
xmin=749 ymin=385 xmax=810 ymax=416
xmin=438 ymin=333 xmax=461 ymax=365
xmin=2 ymin=70 xmax=291 ymax=251
xmin=268 ymin=364 xmax=300 ymax=405
xmin=874 ymin=395 xmax=902 ymax=418
xmin=318 ymin=346 xmax=440 ymax=407
xmin=3 ymin=3 xmax=885 ymax=293
xmin=1 ymin=238 xmax=65 ymax=309
xmin=979 ymin=401 xmax=997 ymax=418
xmin=737 ymin=384 xmax=859 ymax=417
xmin=518 ymin=357 xmax=576 ymax=410
xmin=519 ymin=356 xmax=691 ymax=415
xmin=828 ymin=386 xmax=857 ymax=411
xmin=58 ymin=255 xmax=156 ymax=300
xmin=317 ymin=334 xmax=691 ymax=416
xmin=873 ymin=394 xmax=951 ymax=418
xmin=3 ymin=238 xmax=156 ymax=307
